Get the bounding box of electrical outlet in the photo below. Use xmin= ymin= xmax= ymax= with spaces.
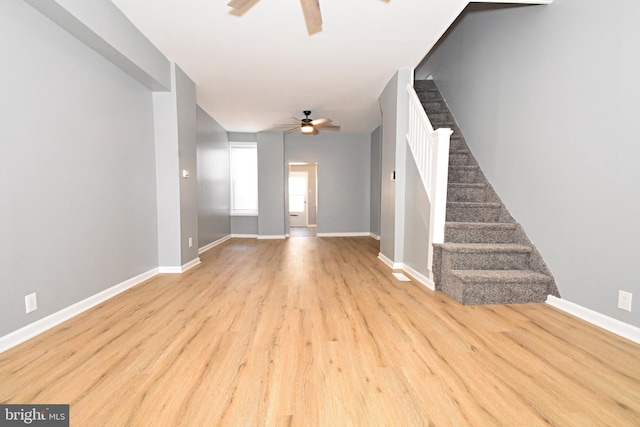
xmin=618 ymin=290 xmax=632 ymax=312
xmin=188 ymin=237 xmax=193 ymax=248
xmin=25 ymin=293 xmax=37 ymax=314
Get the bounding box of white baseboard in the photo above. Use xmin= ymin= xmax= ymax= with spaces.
xmin=158 ymin=257 xmax=201 ymax=274
xmin=401 ymin=264 xmax=435 ymax=291
xmin=181 ymin=257 xmax=201 ymax=272
xmin=308 ymin=224 xmax=317 ymax=228
xmin=257 ymin=235 xmax=286 ymax=240
xmin=230 ymin=234 xmax=258 ymax=239
xmin=198 ymin=235 xmax=231 ymax=254
xmin=376 ymin=253 xmax=435 ymax=291
xmin=546 ymin=295 xmax=640 ymax=344
xmin=0 ymin=267 xmax=159 ymax=354
xmin=317 ymin=232 xmax=371 ymax=237
xmin=377 ymin=252 xmax=402 ymax=270
xmin=370 ymin=233 xmax=381 ymax=240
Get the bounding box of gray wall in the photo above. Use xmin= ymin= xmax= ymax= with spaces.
xmin=197 ymin=106 xmax=231 ymax=247
xmin=175 ymin=66 xmax=199 ymax=265
xmin=378 ymin=70 xmax=412 ymax=261
xmin=153 ymin=84 xmax=181 ymax=267
xmin=285 ymin=133 xmax=371 ymax=234
xmin=24 ymin=0 xmax=170 ymax=91
xmin=379 ymin=74 xmax=398 ymax=259
xmin=153 ymin=63 xmax=199 ymax=268
xmin=370 ymin=126 xmax=382 ymax=237
xmin=228 ymin=132 xmax=258 ymax=143
xmin=257 ymin=132 xmax=286 ymax=237
xmin=231 ymin=216 xmax=258 ymax=235
xmin=418 ymin=0 xmax=640 ymax=326
xmin=1 ymin=0 xmax=158 ymax=335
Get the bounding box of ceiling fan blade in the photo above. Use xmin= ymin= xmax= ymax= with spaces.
xmin=317 ymin=124 xmax=340 ymax=131
xmin=285 ymin=127 xmax=302 ymax=134
xmin=311 ymin=118 xmax=331 ymax=126
xmin=227 ymin=0 xmax=253 ymax=9
xmin=291 ymin=117 xmax=303 ymax=123
xmin=300 ymin=0 xmax=322 ymax=34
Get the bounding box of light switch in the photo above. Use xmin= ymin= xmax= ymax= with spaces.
xmin=182 ymin=170 xmax=190 ymax=178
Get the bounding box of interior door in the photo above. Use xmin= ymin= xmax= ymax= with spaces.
xmin=289 ymin=171 xmax=308 ymax=227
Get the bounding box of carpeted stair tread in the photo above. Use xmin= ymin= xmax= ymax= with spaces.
xmin=449 ymin=137 xmax=466 ymax=151
xmin=448 ymin=165 xmax=483 ymax=183
xmin=447 ymin=183 xmax=487 ymax=203
xmin=446 ymin=202 xmax=503 ymax=222
xmin=449 ymin=150 xmax=472 ymax=166
xmin=446 ymin=222 xmax=517 ymax=230
xmin=445 ymin=222 xmax=519 ymax=244
xmin=448 ymin=183 xmax=486 ymax=189
xmin=449 ymin=165 xmax=479 ymax=170
xmin=447 ymin=202 xmax=501 ymax=208
xmin=438 ymin=242 xmax=532 ymax=254
xmin=450 ymin=269 xmax=553 ymax=284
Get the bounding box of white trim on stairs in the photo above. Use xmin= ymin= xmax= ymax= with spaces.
xmin=546 ymin=295 xmax=640 ymax=344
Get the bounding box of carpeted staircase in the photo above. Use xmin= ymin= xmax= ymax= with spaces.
xmin=414 ymin=80 xmax=559 ymax=305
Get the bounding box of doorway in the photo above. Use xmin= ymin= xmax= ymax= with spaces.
xmin=288 ymin=163 xmax=318 ymax=236
xmin=289 ymin=171 xmax=308 ymax=227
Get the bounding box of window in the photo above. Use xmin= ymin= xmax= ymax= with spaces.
xmin=230 ymin=143 xmax=258 ymax=215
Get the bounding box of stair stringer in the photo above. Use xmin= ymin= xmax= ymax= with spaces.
xmin=416 ymin=80 xmax=559 ymax=304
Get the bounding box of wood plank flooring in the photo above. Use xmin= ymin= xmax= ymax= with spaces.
xmin=1 ymin=237 xmax=639 ymax=426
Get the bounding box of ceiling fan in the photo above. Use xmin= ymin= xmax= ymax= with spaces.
xmin=274 ymin=111 xmax=341 ymax=135
xmin=227 ymin=0 xmax=323 ymax=34
xmin=228 ymin=0 xmax=390 ymax=35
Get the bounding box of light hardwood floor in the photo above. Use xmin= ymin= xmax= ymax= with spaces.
xmin=1 ymin=237 xmax=639 ymax=426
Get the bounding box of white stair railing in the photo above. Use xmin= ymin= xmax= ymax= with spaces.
xmin=406 ymin=83 xmax=452 ymax=280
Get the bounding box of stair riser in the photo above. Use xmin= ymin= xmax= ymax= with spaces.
xmin=446 ymin=252 xmax=531 ymax=270
xmin=423 ymin=100 xmax=447 ymax=112
xmin=450 ymin=138 xmax=466 ymax=151
xmin=448 ymin=168 xmax=482 ymax=184
xmin=445 ymin=228 xmax=518 ymax=244
xmin=442 ymin=279 xmax=549 ymax=305
xmin=414 ymin=89 xmax=440 ymax=100
xmin=447 ymin=186 xmax=487 ymax=203
xmin=429 ymin=112 xmax=454 ymax=125
xmin=446 ymin=206 xmax=501 ymax=222
xmin=449 ymin=152 xmax=470 ymax=166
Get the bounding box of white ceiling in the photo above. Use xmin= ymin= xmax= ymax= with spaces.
xmin=109 ymin=0 xmax=549 ymax=134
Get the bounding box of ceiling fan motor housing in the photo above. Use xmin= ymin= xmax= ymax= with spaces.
xmin=302 ymin=110 xmax=312 ymax=124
